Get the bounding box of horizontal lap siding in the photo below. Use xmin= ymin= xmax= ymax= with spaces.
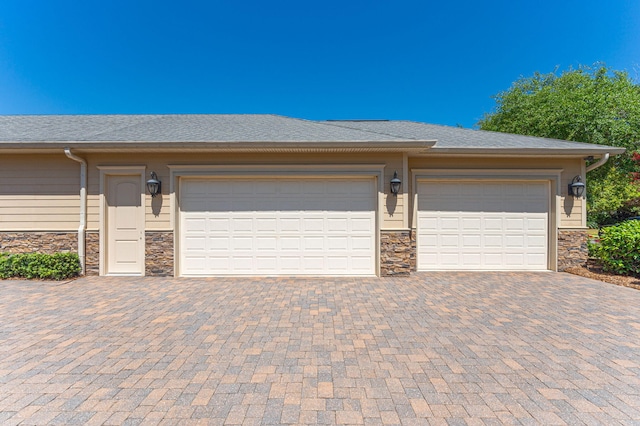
xmin=0 ymin=155 xmax=80 ymax=231
xmin=560 ymin=161 xmax=584 ymax=228
xmin=382 ymin=157 xmax=405 ymax=229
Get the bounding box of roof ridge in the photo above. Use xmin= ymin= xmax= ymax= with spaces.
xmin=316 ymin=119 xmax=423 ymax=141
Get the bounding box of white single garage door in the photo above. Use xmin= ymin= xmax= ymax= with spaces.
xmin=180 ymin=177 xmax=377 ymax=276
xmin=417 ymin=181 xmax=549 ymax=271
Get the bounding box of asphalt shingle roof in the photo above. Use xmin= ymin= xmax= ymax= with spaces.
xmin=323 ymin=120 xmax=625 ymax=153
xmin=0 ymin=114 xmax=625 ymax=155
xmin=0 ymin=114 xmax=410 ymax=142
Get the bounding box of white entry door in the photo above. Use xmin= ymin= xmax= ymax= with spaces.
xmin=417 ymin=180 xmax=549 ymax=271
xmin=106 ymin=175 xmax=144 ymax=275
xmin=179 ymin=177 xmax=377 ymax=276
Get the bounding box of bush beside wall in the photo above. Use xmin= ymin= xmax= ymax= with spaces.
xmin=0 ymin=252 xmax=81 ymax=280
xmin=589 ymin=221 xmax=640 ymax=277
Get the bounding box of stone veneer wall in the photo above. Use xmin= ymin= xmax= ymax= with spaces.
xmin=85 ymin=232 xmax=100 ymax=276
xmin=146 ymin=231 xmax=174 ymax=276
xmin=557 ymin=229 xmax=589 ymax=271
xmin=380 ymin=230 xmax=415 ymax=276
xmin=0 ymin=232 xmax=77 ymax=253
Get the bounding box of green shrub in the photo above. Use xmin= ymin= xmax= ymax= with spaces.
xmin=589 ymin=220 xmax=640 ymax=277
xmin=0 ymin=252 xmax=81 ymax=280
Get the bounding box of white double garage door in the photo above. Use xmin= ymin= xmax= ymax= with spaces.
xmin=178 ymin=177 xmax=550 ymax=276
xmin=180 ymin=178 xmax=377 ymax=276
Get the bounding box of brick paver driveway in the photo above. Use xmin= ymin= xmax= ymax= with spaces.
xmin=1 ymin=272 xmax=639 ymax=425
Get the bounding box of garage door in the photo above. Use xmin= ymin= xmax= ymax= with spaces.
xmin=180 ymin=178 xmax=376 ymax=276
xmin=417 ymin=181 xmax=549 ymax=270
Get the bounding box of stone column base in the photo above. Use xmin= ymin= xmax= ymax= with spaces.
xmin=85 ymin=232 xmax=100 ymax=276
xmin=380 ymin=230 xmax=416 ymax=276
xmin=146 ymin=231 xmax=174 ymax=276
xmin=558 ymin=229 xmax=589 ymax=271
xmin=0 ymin=232 xmax=77 ymax=253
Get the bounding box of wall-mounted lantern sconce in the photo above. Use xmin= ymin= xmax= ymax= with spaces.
xmin=390 ymin=171 xmax=402 ymax=195
xmin=568 ymin=175 xmax=585 ymax=198
xmin=146 ymin=171 xmax=161 ymax=198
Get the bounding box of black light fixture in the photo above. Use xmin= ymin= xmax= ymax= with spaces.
xmin=568 ymin=175 xmax=585 ymax=198
xmin=390 ymin=171 xmax=402 ymax=195
xmin=146 ymin=171 xmax=161 ymax=197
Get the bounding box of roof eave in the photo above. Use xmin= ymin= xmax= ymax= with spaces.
xmin=0 ymin=140 xmax=437 ymax=153
xmin=426 ymin=147 xmax=626 ymax=156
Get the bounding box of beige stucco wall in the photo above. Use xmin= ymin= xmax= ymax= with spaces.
xmin=0 ymin=152 xmax=586 ymax=233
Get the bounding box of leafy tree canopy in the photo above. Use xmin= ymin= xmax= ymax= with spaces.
xmin=478 ymin=64 xmax=640 ymax=226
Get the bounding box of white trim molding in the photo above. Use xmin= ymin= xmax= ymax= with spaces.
xmin=97 ymin=166 xmax=146 ymax=276
xmin=411 ymin=168 xmax=563 ymax=272
xmin=168 ymin=164 xmax=386 ymax=277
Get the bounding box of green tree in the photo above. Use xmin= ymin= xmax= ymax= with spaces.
xmin=478 ymin=64 xmax=640 ymax=226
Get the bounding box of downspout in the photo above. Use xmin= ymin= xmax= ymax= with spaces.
xmin=586 ymin=153 xmax=610 ymax=173
xmin=64 ymin=148 xmax=87 ymax=275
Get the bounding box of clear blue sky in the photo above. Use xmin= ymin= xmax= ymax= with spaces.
xmin=0 ymin=0 xmax=638 ymax=128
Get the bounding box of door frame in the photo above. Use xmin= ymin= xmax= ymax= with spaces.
xmin=98 ymin=166 xmax=147 ymax=276
xmin=411 ymin=168 xmax=562 ymax=271
xmin=168 ymin=164 xmax=385 ymax=277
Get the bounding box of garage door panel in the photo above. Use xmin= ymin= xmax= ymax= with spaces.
xmin=205 ymin=218 xmax=225 ymax=232
xmin=327 ymin=218 xmax=348 ymax=232
xmin=462 ymin=253 xmax=481 ymax=265
xmin=256 ymin=237 xmax=277 ymax=250
xmin=303 ymin=237 xmax=324 ymax=250
xmin=232 ymin=256 xmax=253 ymax=270
xmin=440 ymin=217 xmax=460 ymax=230
xmin=505 ymin=218 xmax=525 ymax=231
xmin=304 ymin=256 xmax=324 ymax=270
xmin=461 ymin=218 xmax=481 ymax=230
xmin=505 ymin=235 xmax=524 ymax=248
xmin=328 ymin=236 xmax=348 ymax=250
xmin=528 ymin=235 xmax=547 ymax=247
xmin=351 ymin=218 xmax=373 ymax=232
xmin=302 ymin=218 xmax=324 ymax=232
xmin=280 ymin=237 xmax=301 ymax=250
xmin=440 ymin=253 xmax=460 ymax=265
xmin=352 ymin=236 xmax=373 ymax=250
xmin=484 ymin=218 xmax=503 ymax=230
xmin=528 ymin=253 xmax=547 ymax=265
xmin=417 ymin=181 xmax=549 ymax=271
xmin=233 ymin=237 xmax=253 ymax=250
xmin=462 ymin=235 xmax=481 ymax=247
xmin=484 ymin=253 xmax=503 ymax=265
xmin=505 ymin=253 xmax=525 ymax=266
xmin=527 ymin=218 xmax=547 ymax=230
xmin=180 ymin=178 xmax=376 ymax=276
xmin=256 ymin=218 xmax=277 ymax=232
xmin=184 ymin=217 xmax=206 ymax=231
xmin=231 ymin=218 xmax=253 ymax=232
xmin=184 ymin=235 xmax=206 ymax=250
xmin=207 ymin=237 xmax=228 ymax=250
xmin=441 ymin=235 xmax=460 ymax=248
xmin=484 ymin=235 xmax=503 ymax=247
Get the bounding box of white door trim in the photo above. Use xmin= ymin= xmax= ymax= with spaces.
xmin=169 ymin=165 xmax=385 ymax=277
xmin=412 ymin=169 xmax=562 ymax=271
xmin=98 ymin=166 xmax=146 ymax=276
